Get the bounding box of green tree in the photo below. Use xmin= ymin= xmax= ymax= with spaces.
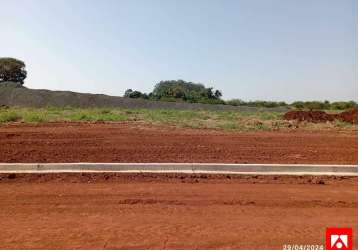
xmin=214 ymin=90 xmax=222 ymax=99
xmin=124 ymin=89 xmax=133 ymax=97
xmin=151 ymin=80 xmax=222 ymax=103
xmin=124 ymin=89 xmax=147 ymax=99
xmin=0 ymin=58 xmax=27 ymax=84
xmin=129 ymin=91 xmax=143 ymax=98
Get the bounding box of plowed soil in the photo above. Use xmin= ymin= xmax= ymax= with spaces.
xmin=0 ymin=122 xmax=358 ymax=164
xmin=0 ymin=175 xmax=358 ymax=249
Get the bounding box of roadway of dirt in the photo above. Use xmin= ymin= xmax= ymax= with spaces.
xmin=0 ymin=122 xmax=358 ymax=164
xmin=0 ymin=175 xmax=357 ymax=249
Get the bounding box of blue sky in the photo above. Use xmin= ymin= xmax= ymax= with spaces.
xmin=1 ymin=0 xmax=357 ymax=101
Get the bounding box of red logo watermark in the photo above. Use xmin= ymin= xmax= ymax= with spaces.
xmin=326 ymin=228 xmax=353 ymax=250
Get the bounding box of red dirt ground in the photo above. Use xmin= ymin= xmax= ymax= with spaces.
xmin=0 ymin=174 xmax=357 ymax=249
xmin=0 ymin=122 xmax=358 ymax=164
xmin=1 ymin=123 xmax=358 ymax=249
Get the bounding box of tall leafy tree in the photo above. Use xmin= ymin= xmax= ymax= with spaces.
xmin=151 ymin=80 xmax=223 ymax=103
xmin=0 ymin=58 xmax=27 ymax=84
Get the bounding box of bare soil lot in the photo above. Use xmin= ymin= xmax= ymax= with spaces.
xmin=1 ymin=123 xmax=358 ymax=249
xmin=0 ymin=174 xmax=357 ymax=249
xmin=0 ymin=122 xmax=358 ymax=164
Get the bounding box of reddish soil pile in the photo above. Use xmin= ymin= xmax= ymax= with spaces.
xmin=283 ymin=111 xmax=335 ymax=123
xmin=338 ymin=109 xmax=358 ymax=124
xmin=284 ymin=109 xmax=358 ymax=124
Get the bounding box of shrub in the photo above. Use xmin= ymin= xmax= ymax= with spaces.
xmin=0 ymin=111 xmax=22 ymax=122
xmin=124 ymin=89 xmax=148 ymax=99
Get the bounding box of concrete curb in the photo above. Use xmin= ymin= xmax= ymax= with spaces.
xmin=0 ymin=163 xmax=358 ymax=176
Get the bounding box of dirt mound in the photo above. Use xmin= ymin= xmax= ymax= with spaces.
xmin=284 ymin=109 xmax=358 ymax=124
xmin=283 ymin=111 xmax=335 ymax=123
xmin=0 ymin=81 xmax=25 ymax=89
xmin=0 ymin=84 xmax=288 ymax=112
xmin=338 ymin=110 xmax=358 ymax=124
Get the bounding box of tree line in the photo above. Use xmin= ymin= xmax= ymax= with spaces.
xmin=1 ymin=57 xmax=356 ymax=110
xmin=125 ymin=80 xmax=358 ymax=110
xmin=226 ymin=99 xmax=358 ymax=110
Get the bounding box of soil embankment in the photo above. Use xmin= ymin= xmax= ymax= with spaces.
xmin=0 ymin=84 xmax=287 ymax=112
xmin=284 ymin=110 xmax=358 ymax=124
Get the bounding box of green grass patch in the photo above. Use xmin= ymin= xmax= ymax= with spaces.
xmin=0 ymin=111 xmax=22 ymax=123
xmin=64 ymin=109 xmax=128 ymax=122
xmin=0 ymin=107 xmax=356 ymax=131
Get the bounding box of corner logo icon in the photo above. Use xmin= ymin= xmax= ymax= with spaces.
xmin=326 ymin=228 xmax=353 ymax=250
